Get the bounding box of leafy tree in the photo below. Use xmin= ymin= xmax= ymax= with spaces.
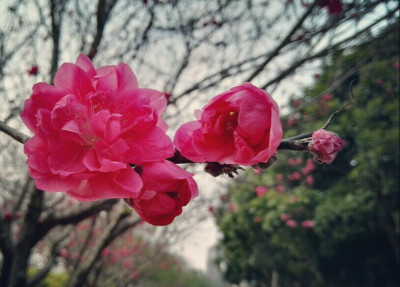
xmin=214 ymin=21 xmax=399 ymax=287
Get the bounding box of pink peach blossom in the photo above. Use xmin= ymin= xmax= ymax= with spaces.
xmin=174 ymin=83 xmax=282 ymax=166
xmin=228 ymin=203 xmax=236 ymax=211
xmin=276 ymin=185 xmax=285 ymax=193
xmin=288 ymin=171 xmax=301 ymax=181
xmin=306 ymin=175 xmax=314 ymax=185
xmin=60 ymin=249 xmax=69 ymax=258
xmin=21 ymin=54 xmax=174 ymax=201
xmin=308 ymin=129 xmax=344 ymax=164
xmin=123 ymin=259 xmax=132 ymax=268
xmin=302 ymin=158 xmax=316 ymax=174
xmin=286 ymin=219 xmax=297 ymax=228
xmin=255 ymin=186 xmax=268 ymax=197
xmin=27 ymin=65 xmax=39 ymax=76
xmin=253 ymin=168 xmax=262 ymax=175
xmin=280 ymin=213 xmax=291 ymax=221
xmin=125 ymin=160 xmax=198 ymax=226
xmin=253 ymin=216 xmax=262 ymax=222
xmin=301 ymin=220 xmax=315 ymax=229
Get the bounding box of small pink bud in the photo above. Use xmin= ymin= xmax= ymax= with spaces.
xmin=27 ymin=65 xmax=39 ymax=75
xmin=308 ymin=129 xmax=344 ymax=164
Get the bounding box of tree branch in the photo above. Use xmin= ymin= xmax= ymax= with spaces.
xmin=245 ymin=2 xmax=316 ymax=82
xmin=0 ymin=120 xmax=30 ymax=144
xmin=41 ymin=199 xmax=118 ymax=234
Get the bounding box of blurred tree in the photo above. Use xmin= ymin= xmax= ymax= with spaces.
xmin=213 ymin=21 xmax=399 ymax=287
xmin=0 ymin=0 xmax=398 ymax=286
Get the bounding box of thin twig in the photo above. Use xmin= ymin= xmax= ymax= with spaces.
xmin=0 ymin=120 xmax=30 ymax=144
xmin=321 ymin=79 xmax=356 ymax=130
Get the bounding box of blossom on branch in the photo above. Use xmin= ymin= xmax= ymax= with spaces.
xmin=308 ymin=129 xmax=344 ymax=164
xmin=125 ymin=161 xmax=198 ymax=226
xmin=174 ymin=83 xmax=282 ymax=166
xmin=21 ymin=54 xmax=174 ymax=201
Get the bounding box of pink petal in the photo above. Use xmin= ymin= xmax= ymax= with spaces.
xmin=94 ymin=66 xmax=118 ymax=93
xmin=75 ymin=54 xmax=96 ymax=78
xmin=126 ymin=127 xmax=174 ymax=163
xmin=174 ymin=121 xmax=206 ymax=163
xmin=48 ymin=141 xmax=87 ymax=177
xmin=115 ymin=63 xmax=139 ymax=92
xmin=54 ymin=63 xmax=93 ymax=96
xmin=21 ymin=83 xmax=67 ymax=133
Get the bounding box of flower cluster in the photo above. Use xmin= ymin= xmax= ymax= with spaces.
xmin=21 ymin=54 xmax=196 ymax=225
xmin=20 ymin=55 xmax=344 ymax=226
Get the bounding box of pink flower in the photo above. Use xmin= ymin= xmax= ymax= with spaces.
xmin=302 ymin=158 xmax=316 ymax=174
xmin=228 ymin=203 xmax=236 ymax=211
xmin=308 ymin=129 xmax=344 ymax=164
xmin=322 ymin=93 xmax=333 ymax=101
xmin=60 ymin=249 xmax=69 ymax=258
xmin=253 ymin=216 xmax=262 ymax=222
xmin=174 ymin=83 xmax=282 ymax=166
xmin=123 ymin=259 xmax=132 ymax=268
xmin=28 ymin=65 xmax=39 ymax=76
xmin=3 ymin=211 xmax=12 ymax=221
xmin=287 ymin=116 xmax=297 ymax=127
xmin=125 ymin=160 xmax=198 ymax=226
xmin=276 ymin=185 xmax=285 ymax=193
xmin=101 ymin=248 xmax=110 ymax=257
xmin=276 ymin=173 xmax=283 ymax=183
xmin=286 ymin=219 xmax=297 ymax=228
xmin=288 ymin=158 xmax=298 ymax=166
xmin=21 ymin=54 xmax=174 ymax=201
xmin=288 ymin=171 xmax=301 ymax=181
xmin=208 ymin=206 xmax=214 ymax=213
xmin=255 ymin=186 xmax=268 ymax=197
xmin=306 ymin=175 xmax=314 ymax=185
xmin=301 ymin=220 xmax=314 ymax=229
xmin=253 ymin=168 xmax=262 ymax=175
xmin=291 ymin=99 xmax=301 ymax=108
xmin=280 ymin=213 xmax=290 ymax=221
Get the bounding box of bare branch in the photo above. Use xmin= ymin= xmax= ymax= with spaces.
xmin=0 ymin=120 xmax=30 ymax=144
xmin=245 ymin=2 xmax=317 ymax=82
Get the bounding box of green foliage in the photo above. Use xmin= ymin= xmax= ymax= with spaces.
xmin=27 ymin=268 xmax=69 ymax=287
xmin=214 ymin=22 xmax=399 ymax=287
xmin=141 ymin=266 xmax=217 ymax=287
